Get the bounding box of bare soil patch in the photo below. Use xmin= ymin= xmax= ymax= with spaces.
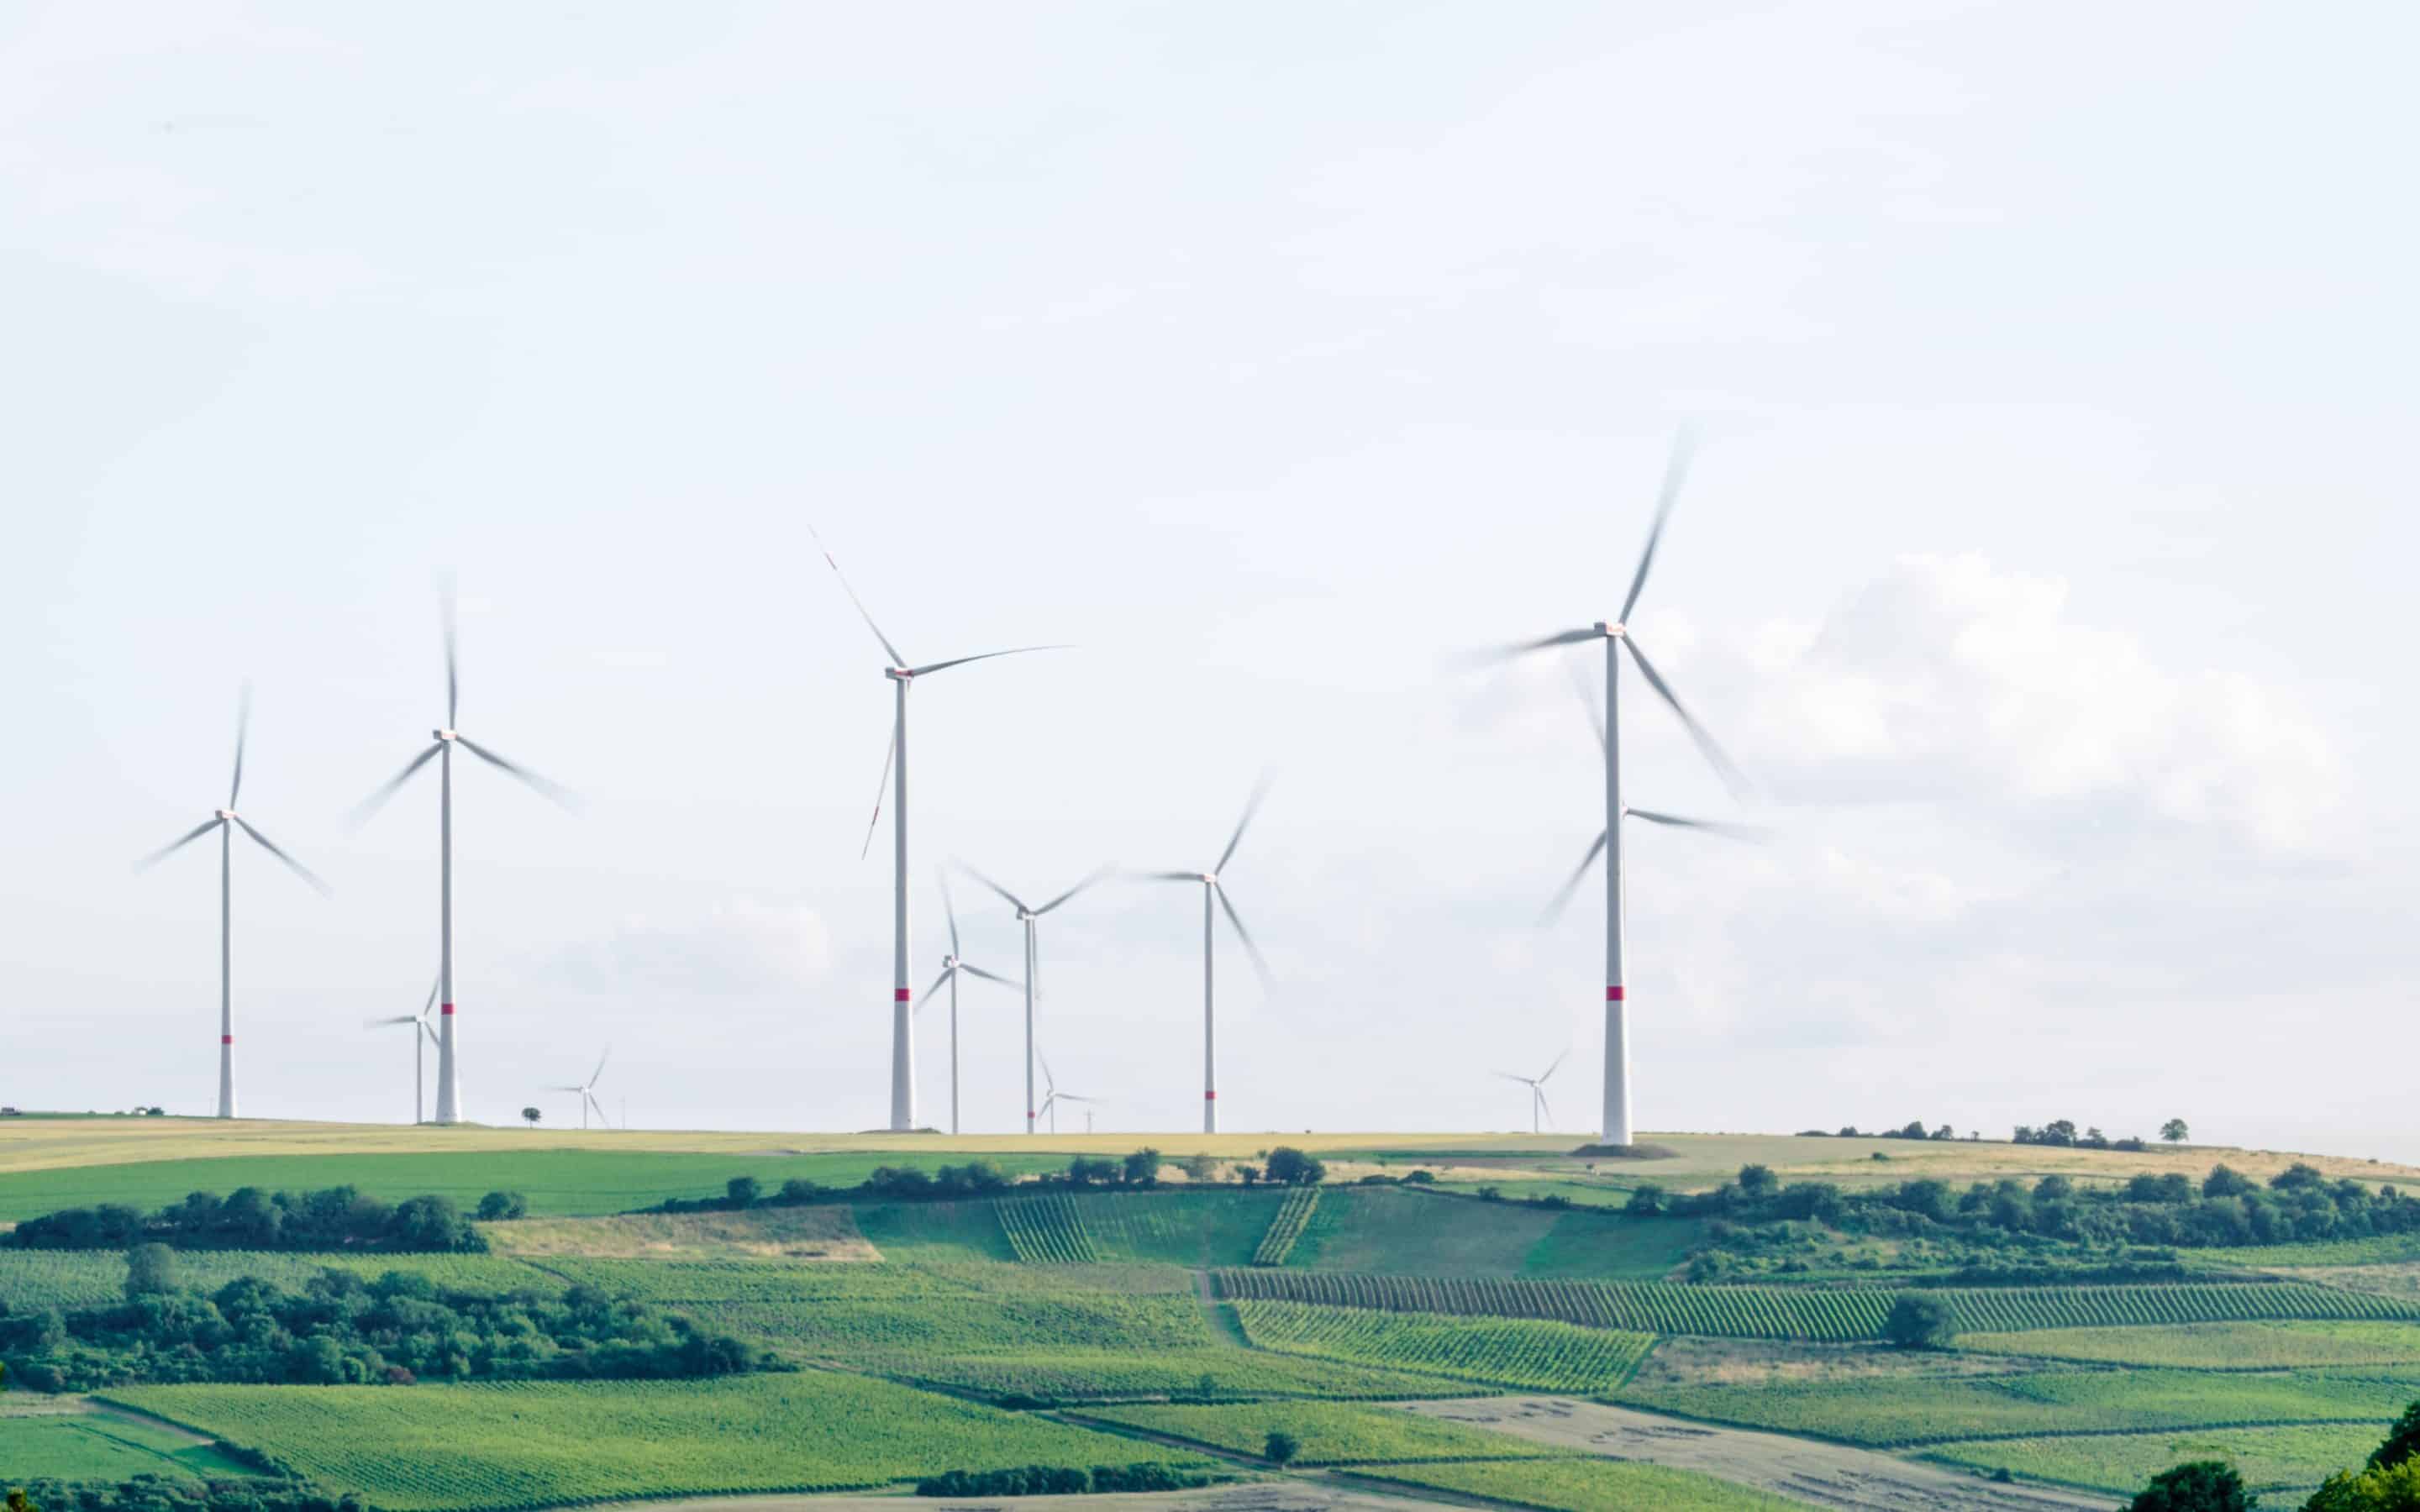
xmin=1631 ymin=1335 xmax=2033 ymax=1390
xmin=484 ymin=1205 xmax=878 ymax=1261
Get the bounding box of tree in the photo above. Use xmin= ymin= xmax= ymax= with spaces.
xmin=8 ymin=1488 xmax=39 ymax=1512
xmin=2162 ymin=1118 xmax=2191 ymax=1143
xmin=2204 ymin=1164 xmax=2256 ymax=1199
xmin=2373 ymin=1399 xmax=2420 ymax=1473
xmin=2125 ymin=1460 xmax=2254 ymax=1511
xmin=124 ymin=1242 xmax=181 ymax=1299
xmin=1180 ymin=1153 xmax=1220 ymax=1184
xmin=1263 ymin=1431 xmax=1301 ymax=1466
xmin=1738 ymin=1163 xmax=1777 ymax=1197
xmin=2307 ymin=1459 xmax=2420 ymax=1511
xmin=1883 ymin=1294 xmax=1954 ymax=1349
xmin=1123 ymin=1147 xmax=1165 ymax=1187
xmin=726 ymin=1176 xmax=762 ymax=1208
xmin=476 ymin=1190 xmax=528 ymax=1221
xmin=1265 ymin=1147 xmax=1326 ymax=1186
xmin=1625 ymin=1183 xmax=1667 ymax=1215
xmin=1066 ymin=1157 xmax=1118 ymax=1187
xmin=521 ymin=1106 xmax=541 ymax=1127
xmin=1236 ymin=1165 xmax=1262 ymax=1187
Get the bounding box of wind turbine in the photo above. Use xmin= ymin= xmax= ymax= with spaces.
xmin=1491 ymin=431 xmax=1754 ymax=1147
xmin=550 ymin=1047 xmax=612 ymax=1130
xmin=1035 ymin=1051 xmax=1096 ymax=1137
xmin=812 ymin=528 xmax=1061 ymax=1133
xmin=1137 ymin=778 xmax=1273 ymax=1132
xmin=355 ymin=588 xmax=574 ymax=1126
xmin=364 ymin=975 xmax=441 ymax=1124
xmin=1494 ymin=1051 xmax=1566 ymax=1135
xmin=962 ymin=865 xmax=1107 ymax=1134
xmin=914 ymin=874 xmax=1022 ymax=1137
xmin=137 ymin=685 xmax=329 ymax=1119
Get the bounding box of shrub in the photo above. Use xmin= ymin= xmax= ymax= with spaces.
xmin=123 ymin=1243 xmax=179 ymax=1299
xmin=1624 ymin=1184 xmax=1665 ymax=1215
xmin=1264 ymin=1430 xmax=1301 ymax=1466
xmin=1265 ymin=1148 xmax=1326 ymax=1186
xmin=476 ymin=1190 xmax=529 ymax=1221
xmin=2125 ymin=1460 xmax=2253 ymax=1511
xmin=1882 ymin=1294 xmax=1954 ymax=1349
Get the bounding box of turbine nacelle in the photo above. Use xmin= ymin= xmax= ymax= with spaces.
xmin=433 ymin=728 xmax=458 ymax=742
xmin=884 ymin=667 xmax=913 ymax=682
xmin=1592 ymin=622 xmax=1626 ymax=638
xmin=214 ymin=809 xmax=236 ymax=822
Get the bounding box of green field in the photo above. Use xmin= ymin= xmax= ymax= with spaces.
xmin=0 ymin=1403 xmax=260 ymax=1480
xmin=2202 ymin=1234 xmax=2420 ymax=1268
xmin=0 ymin=1148 xmax=1072 ymax=1221
xmin=1079 ymin=1399 xmax=1567 ymax=1465
xmin=0 ymin=1247 xmax=558 ymax=1311
xmin=1618 ymin=1367 xmax=2413 ymax=1446
xmin=1919 ymin=1421 xmax=2391 ymax=1495
xmin=1281 ymin=1188 xmax=1698 ymax=1278
xmin=1217 ymin=1269 xmax=2420 ymax=1340
xmin=1254 ymin=1188 xmax=1320 ymax=1265
xmin=1351 ymin=1455 xmax=1804 ymax=1510
xmin=885 ymin=1348 xmax=1473 ymax=1404
xmin=1961 ymin=1320 xmax=2420 ymax=1370
xmin=1234 ymin=1299 xmax=1656 ymax=1393
xmin=107 ymin=1373 xmax=1206 ymax=1509
xmin=998 ymin=1192 xmax=1103 ymax=1263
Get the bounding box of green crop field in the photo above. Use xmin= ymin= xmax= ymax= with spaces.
xmin=1281 ymin=1188 xmax=1696 ymax=1278
xmin=1253 ymin=1189 xmax=1320 ymax=1265
xmin=1079 ymin=1189 xmax=1285 ymax=1268
xmin=1080 ymin=1399 xmax=1568 ymax=1464
xmin=1920 ymin=1422 xmax=2391 ymax=1496
xmin=0 ymin=1404 xmax=260 ymax=1481
xmin=1618 ymin=1367 xmax=2413 ymax=1446
xmin=1961 ymin=1320 xmax=2420 ymax=1370
xmin=1234 ymin=1299 xmax=1655 ymax=1393
xmin=997 ymin=1192 xmax=1102 ymax=1263
xmin=1352 ymin=1456 xmax=1803 ymax=1510
xmin=0 ymin=1247 xmax=557 ymax=1311
xmin=847 ymin=1199 xmax=1016 ymax=1262
xmin=886 ymin=1347 xmax=1474 ymax=1404
xmin=106 ymin=1373 xmax=1207 ymax=1509
xmin=1216 ymin=1270 xmax=2420 ymax=1340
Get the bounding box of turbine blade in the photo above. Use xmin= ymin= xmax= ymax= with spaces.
xmin=352 ymin=743 xmax=442 ymax=827
xmin=1536 ymin=1087 xmax=1555 ymax=1129
xmin=1135 ymin=870 xmax=1200 ymax=882
xmin=1213 ymin=774 xmax=1273 ymax=875
xmin=421 ymin=974 xmax=441 ymax=1021
xmin=366 ymin=1014 xmax=419 ymax=1027
xmin=137 ymin=817 xmax=223 ymax=870
xmin=807 ymin=525 xmax=907 ymax=667
xmin=860 ymin=722 xmax=897 ymax=861
xmin=960 ymin=864 xmax=1030 ymax=916
xmin=915 ymin=964 xmax=953 ymax=1008
xmin=1539 ymin=830 xmax=1609 ymax=926
xmin=1214 ymin=885 xmax=1273 ymax=986
xmin=1618 ymin=427 xmax=1699 ymax=625
xmin=1491 ymin=1071 xmax=1531 ymax=1084
xmin=234 ymin=817 xmax=332 ymax=897
xmin=940 ymin=869 xmax=961 ymax=956
xmin=588 ymin=1090 xmax=611 ymax=1130
xmin=588 ymin=1045 xmax=611 ymax=1089
xmin=1485 ymin=628 xmax=1599 ymax=662
xmin=1621 ymin=635 xmax=1751 ymax=797
xmin=1035 ymin=866 xmax=1112 ymax=916
xmin=1038 ymin=1050 xmax=1056 ymax=1095
xmin=229 ymin=680 xmax=252 ymax=808
xmin=1540 ymin=1048 xmax=1568 ymax=1083
xmin=1565 ymin=654 xmax=1607 ymax=753
xmin=1627 ymin=807 xmax=1767 ymax=842
xmin=455 ymin=736 xmax=580 ymax=811
xmin=441 ymin=576 xmax=460 ymax=727
xmin=906 ymin=644 xmax=1069 ymax=678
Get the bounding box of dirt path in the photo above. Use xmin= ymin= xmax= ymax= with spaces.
xmin=1394 ymin=1397 xmax=2111 ymax=1511
xmin=1195 ymin=1269 xmax=1252 ymax=1348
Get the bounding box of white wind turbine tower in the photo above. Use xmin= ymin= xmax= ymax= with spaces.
xmin=138 ymin=685 xmax=330 ymax=1118
xmin=812 ymin=529 xmax=1061 ymax=1132
xmin=550 ymin=1047 xmax=613 ymax=1130
xmin=1035 ymin=1051 xmax=1096 ymax=1137
xmin=915 ymin=874 xmax=1023 ymax=1137
xmin=1492 ymin=432 xmax=1754 ymax=1147
xmin=364 ymin=975 xmax=441 ymax=1124
xmin=963 ymin=865 xmax=1107 ymax=1134
xmin=1494 ymin=1051 xmax=1567 ymax=1135
xmin=1138 ymin=778 xmax=1273 ymax=1132
xmin=355 ymin=589 xmax=575 ymax=1126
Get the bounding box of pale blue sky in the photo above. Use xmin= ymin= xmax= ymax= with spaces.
xmin=4 ymin=2 xmax=2412 ymax=1154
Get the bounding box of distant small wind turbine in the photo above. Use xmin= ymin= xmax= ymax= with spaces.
xmin=550 ymin=1047 xmax=612 ymax=1130
xmin=138 ymin=684 xmax=330 ymax=1119
xmin=915 ymin=873 xmax=1022 ymax=1137
xmin=1036 ymin=1052 xmax=1095 ymax=1136
xmin=364 ymin=974 xmax=441 ymax=1124
xmin=964 ymin=865 xmax=1107 ymax=1134
xmin=354 ymin=585 xmax=576 ymax=1126
xmin=1137 ymin=777 xmax=1273 ymax=1133
xmin=1494 ymin=1051 xmax=1567 ymax=1134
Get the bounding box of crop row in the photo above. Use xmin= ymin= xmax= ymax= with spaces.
xmin=1234 ymin=1299 xmax=1655 ymax=1392
xmin=1211 ymin=1271 xmax=2420 ymax=1341
xmin=1252 ymin=1189 xmax=1320 ymax=1266
xmin=999 ymin=1194 xmax=1101 ymax=1264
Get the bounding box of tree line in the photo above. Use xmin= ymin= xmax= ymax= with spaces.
xmin=0 ymin=1246 xmax=765 ymax=1393
xmin=8 ymin=1186 xmax=494 ymax=1252
xmin=650 ymin=1147 xmax=1331 ymax=1214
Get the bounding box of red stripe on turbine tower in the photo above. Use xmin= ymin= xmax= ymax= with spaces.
xmin=1606 ymin=985 xmax=1625 ymax=1000
xmin=221 ymin=1035 xmax=233 ymax=1044
xmin=894 ymin=988 xmax=912 ymax=1002
xmin=440 ymin=1003 xmax=456 ymax=1015
xmin=1204 ymin=1090 xmax=1217 ymax=1099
